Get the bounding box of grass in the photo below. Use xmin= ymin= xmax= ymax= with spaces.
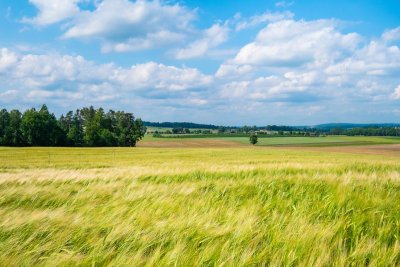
xmin=0 ymin=146 xmax=399 ymax=265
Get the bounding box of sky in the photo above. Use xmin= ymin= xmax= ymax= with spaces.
xmin=0 ymin=0 xmax=399 ymax=125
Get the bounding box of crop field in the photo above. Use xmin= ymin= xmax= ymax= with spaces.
xmin=0 ymin=143 xmax=400 ymax=266
xmin=141 ymin=135 xmax=400 ymax=147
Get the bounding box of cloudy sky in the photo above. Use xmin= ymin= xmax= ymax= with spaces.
xmin=0 ymin=0 xmax=399 ymax=125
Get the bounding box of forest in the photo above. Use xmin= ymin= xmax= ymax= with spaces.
xmin=0 ymin=105 xmax=146 ymax=146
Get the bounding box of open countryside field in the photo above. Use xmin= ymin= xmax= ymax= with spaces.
xmin=1 ymin=143 xmax=400 ymax=266
xmin=140 ymin=135 xmax=400 ymax=147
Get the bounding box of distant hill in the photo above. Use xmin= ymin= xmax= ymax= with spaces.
xmin=144 ymin=121 xmax=400 ymax=131
xmin=143 ymin=121 xmax=219 ymax=129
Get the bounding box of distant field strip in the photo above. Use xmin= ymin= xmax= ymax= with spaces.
xmin=141 ymin=135 xmax=400 ymax=147
xmin=0 ymin=147 xmax=400 ymax=265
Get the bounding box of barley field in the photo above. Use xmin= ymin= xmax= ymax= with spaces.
xmin=0 ymin=146 xmax=399 ymax=266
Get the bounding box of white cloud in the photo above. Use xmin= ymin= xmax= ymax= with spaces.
xmin=325 ymin=40 xmax=400 ymax=76
xmin=174 ymin=23 xmax=229 ymax=59
xmin=0 ymin=48 xmax=212 ymax=106
xmin=233 ymin=19 xmax=361 ymax=66
xmin=22 ymin=0 xmax=196 ymax=53
xmin=9 ymin=8 xmax=400 ymax=123
xmin=0 ymin=48 xmax=18 ymax=71
xmin=101 ymin=30 xmax=185 ymax=53
xmin=235 ymin=11 xmax=293 ymax=31
xmin=216 ymin=20 xmax=400 ymax=111
xmin=392 ymin=85 xmax=400 ymax=100
xmin=13 ymin=53 xmax=114 ymax=88
xmin=0 ymin=90 xmax=18 ymax=102
xmin=215 ymin=64 xmax=253 ymax=78
xmin=23 ymin=0 xmax=81 ymax=25
xmin=382 ymin=27 xmax=400 ymax=42
xmin=220 ymin=71 xmax=320 ymax=101
xmin=112 ymin=62 xmax=212 ymax=91
xmin=62 ymin=0 xmax=195 ymax=52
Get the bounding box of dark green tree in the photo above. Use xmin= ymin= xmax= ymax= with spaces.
xmin=21 ymin=105 xmax=65 ymax=146
xmin=172 ymin=127 xmax=183 ymax=134
xmin=7 ymin=110 xmax=23 ymax=146
xmin=0 ymin=109 xmax=23 ymax=146
xmin=0 ymin=104 xmax=149 ymax=147
xmin=249 ymin=133 xmax=258 ymax=145
xmin=0 ymin=109 xmax=9 ymax=145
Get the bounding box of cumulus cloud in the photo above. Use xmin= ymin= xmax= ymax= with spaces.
xmin=232 ymin=19 xmax=361 ymax=67
xmin=382 ymin=27 xmax=400 ymax=42
xmin=62 ymin=0 xmax=195 ymax=52
xmin=235 ymin=11 xmax=294 ymax=31
xmin=21 ymin=0 xmax=236 ymax=56
xmin=216 ymin=19 xmax=400 ymax=112
xmin=215 ymin=64 xmax=253 ymax=78
xmin=23 ymin=0 xmax=81 ymax=25
xmin=174 ymin=23 xmax=229 ymax=59
xmin=10 ymin=7 xmax=400 ymax=123
xmin=112 ymin=62 xmax=212 ymax=91
xmin=325 ymin=40 xmax=400 ymax=77
xmin=0 ymin=48 xmax=18 ymax=70
xmin=217 ymin=18 xmax=362 ymax=76
xmin=220 ymin=71 xmax=321 ymax=101
xmin=0 ymin=48 xmax=212 ymax=106
xmin=22 ymin=0 xmax=196 ymax=53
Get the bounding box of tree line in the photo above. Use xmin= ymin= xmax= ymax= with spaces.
xmin=330 ymin=127 xmax=400 ymax=136
xmin=0 ymin=105 xmax=146 ymax=147
xmin=144 ymin=121 xmax=218 ymax=129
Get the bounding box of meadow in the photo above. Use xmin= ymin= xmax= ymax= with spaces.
xmin=0 ymin=142 xmax=400 ymax=266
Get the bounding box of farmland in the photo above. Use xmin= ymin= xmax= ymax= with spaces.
xmin=141 ymin=135 xmax=400 ymax=147
xmin=1 ymin=139 xmax=400 ymax=265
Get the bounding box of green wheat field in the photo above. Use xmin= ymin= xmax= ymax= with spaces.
xmin=1 ymin=144 xmax=400 ymax=266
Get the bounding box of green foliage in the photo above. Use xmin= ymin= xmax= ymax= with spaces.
xmin=172 ymin=127 xmax=183 ymax=134
xmin=249 ymin=133 xmax=258 ymax=145
xmin=344 ymin=126 xmax=400 ymax=136
xmin=0 ymin=105 xmax=145 ymax=147
xmin=152 ymin=131 xmax=162 ymax=138
xmin=0 ymin=109 xmax=23 ymax=146
xmin=21 ymin=105 xmax=65 ymax=146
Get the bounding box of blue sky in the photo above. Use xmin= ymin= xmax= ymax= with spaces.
xmin=0 ymin=0 xmax=399 ymax=125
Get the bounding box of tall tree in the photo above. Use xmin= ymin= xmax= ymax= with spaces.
xmin=68 ymin=110 xmax=84 ymax=146
xmin=21 ymin=105 xmax=65 ymax=146
xmin=7 ymin=110 xmax=23 ymax=146
xmin=0 ymin=109 xmax=9 ymax=145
